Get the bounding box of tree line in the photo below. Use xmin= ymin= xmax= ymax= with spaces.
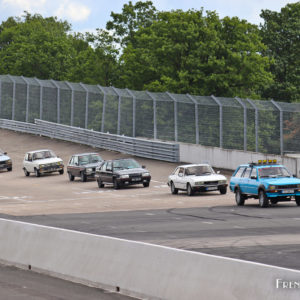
xmin=0 ymin=1 xmax=299 ymax=102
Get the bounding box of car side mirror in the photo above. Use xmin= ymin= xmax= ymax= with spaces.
xmin=107 ymin=167 xmax=112 ymax=172
xmin=251 ymin=176 xmax=257 ymax=180
xmin=178 ymin=173 xmax=183 ymax=177
xmin=142 ymin=165 xmax=146 ymax=169
xmin=293 ymin=174 xmax=297 ymax=178
xmin=4 ymin=152 xmax=7 ymax=155
xmin=75 ymin=162 xmax=79 ymax=166
xmin=217 ymin=170 xmax=220 ymax=174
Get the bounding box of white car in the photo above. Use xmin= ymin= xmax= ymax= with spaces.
xmin=23 ymin=149 xmax=64 ymax=177
xmin=167 ymin=164 xmax=228 ymax=196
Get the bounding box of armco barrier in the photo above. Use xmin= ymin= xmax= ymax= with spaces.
xmin=0 ymin=118 xmax=179 ymax=162
xmin=0 ymin=219 xmax=299 ymax=300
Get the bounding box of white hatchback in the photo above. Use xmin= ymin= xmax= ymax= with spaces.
xmin=168 ymin=164 xmax=227 ymax=196
xmin=23 ymin=149 xmax=64 ymax=177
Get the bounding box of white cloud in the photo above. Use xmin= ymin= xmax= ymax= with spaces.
xmin=55 ymin=0 xmax=91 ymax=22
xmin=2 ymin=0 xmax=47 ymax=13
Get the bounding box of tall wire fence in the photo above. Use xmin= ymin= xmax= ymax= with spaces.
xmin=0 ymin=74 xmax=299 ymax=155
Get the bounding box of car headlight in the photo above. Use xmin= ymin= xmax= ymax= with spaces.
xmin=142 ymin=172 xmax=150 ymax=177
xmin=39 ymin=164 xmax=44 ymax=169
xmin=195 ymin=181 xmax=204 ymax=186
xmin=269 ymin=185 xmax=276 ymax=190
xmin=86 ymin=168 xmax=93 ymax=173
xmin=7 ymin=159 xmax=12 ymax=163
xmin=297 ymin=184 xmax=300 ymax=188
xmin=120 ymin=174 xmax=129 ymax=179
xmin=219 ymin=180 xmax=227 ymax=184
xmin=57 ymin=162 xmax=61 ymax=165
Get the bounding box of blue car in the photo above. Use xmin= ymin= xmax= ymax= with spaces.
xmin=230 ymin=160 xmax=300 ymax=207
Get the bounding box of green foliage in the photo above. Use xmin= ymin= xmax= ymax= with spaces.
xmin=120 ymin=9 xmax=273 ymax=98
xmin=260 ymin=2 xmax=300 ymax=102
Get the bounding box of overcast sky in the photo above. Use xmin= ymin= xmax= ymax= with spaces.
xmin=0 ymin=0 xmax=298 ymax=33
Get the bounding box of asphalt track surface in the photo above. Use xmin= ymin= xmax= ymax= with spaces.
xmin=1 ymin=129 xmax=300 ymax=299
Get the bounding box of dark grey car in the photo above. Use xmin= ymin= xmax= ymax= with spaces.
xmin=67 ymin=153 xmax=103 ymax=182
xmin=95 ymin=158 xmax=151 ymax=189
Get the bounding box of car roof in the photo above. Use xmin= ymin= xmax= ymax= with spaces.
xmin=71 ymin=152 xmax=100 ymax=157
xmin=176 ymin=164 xmax=211 ymax=168
xmin=237 ymin=163 xmax=284 ymax=168
xmin=26 ymin=149 xmax=53 ymax=154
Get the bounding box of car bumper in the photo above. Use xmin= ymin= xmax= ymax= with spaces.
xmin=0 ymin=163 xmax=12 ymax=170
xmin=39 ymin=165 xmax=64 ymax=173
xmin=192 ymin=184 xmax=227 ymax=192
xmin=117 ymin=176 xmax=151 ymax=186
xmin=267 ymin=190 xmax=300 ymax=198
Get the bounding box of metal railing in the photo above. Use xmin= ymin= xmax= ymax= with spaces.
xmin=1 ymin=74 xmax=300 ymax=155
xmin=0 ymin=119 xmax=179 ymax=162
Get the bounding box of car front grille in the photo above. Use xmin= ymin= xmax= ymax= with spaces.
xmin=204 ymin=181 xmax=219 ymax=185
xmin=277 ymin=184 xmax=298 ymax=189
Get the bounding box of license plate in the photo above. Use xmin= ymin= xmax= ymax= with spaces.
xmin=206 ymin=186 xmax=217 ymax=191
xmin=282 ymin=189 xmax=294 ymax=194
xmin=132 ymin=177 xmax=141 ymax=182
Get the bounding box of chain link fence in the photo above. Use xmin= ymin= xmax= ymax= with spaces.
xmin=1 ymin=74 xmax=299 ymax=155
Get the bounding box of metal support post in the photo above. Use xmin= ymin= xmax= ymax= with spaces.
xmin=186 ymin=94 xmax=199 ymax=144
xmin=80 ymin=83 xmax=89 ymax=129
xmin=271 ymin=99 xmax=283 ymax=155
xmin=21 ymin=76 xmax=30 ymax=122
xmin=126 ymin=88 xmax=136 ymax=137
xmin=111 ymin=87 xmax=121 ymax=135
xmin=51 ymin=80 xmax=61 ymax=124
xmin=97 ymin=85 xmax=106 ymax=132
xmin=246 ymin=98 xmax=259 ymax=152
xmin=65 ymin=81 xmax=74 ymax=126
xmin=146 ymin=91 xmax=157 ymax=139
xmin=166 ymin=92 xmax=178 ymax=142
xmin=7 ymin=75 xmax=16 ymax=120
xmin=235 ymin=97 xmax=247 ymax=151
xmin=34 ymin=78 xmax=43 ymax=120
xmin=211 ymin=95 xmax=223 ymax=148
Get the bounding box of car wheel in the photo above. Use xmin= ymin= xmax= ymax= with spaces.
xmin=113 ymin=178 xmax=120 ymax=190
xmin=170 ymin=182 xmax=178 ymax=194
xmin=295 ymin=196 xmax=300 ymax=206
xmin=143 ymin=182 xmax=150 ymax=188
xmin=24 ymin=168 xmax=30 ymax=177
xmin=97 ymin=178 xmax=104 ymax=188
xmin=7 ymin=167 xmax=12 ymax=171
xmin=187 ymin=183 xmax=194 ymax=196
xmin=219 ymin=186 xmax=227 ymax=195
xmin=68 ymin=172 xmax=74 ymax=181
xmin=80 ymin=172 xmax=87 ymax=182
xmin=59 ymin=169 xmax=64 ymax=175
xmin=235 ymin=188 xmax=245 ymax=206
xmin=259 ymin=190 xmax=269 ymax=207
xmin=34 ymin=168 xmax=40 ymax=177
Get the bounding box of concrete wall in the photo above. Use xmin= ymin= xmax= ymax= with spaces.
xmin=0 ymin=218 xmax=299 ymax=300
xmin=179 ymin=143 xmax=299 ymax=175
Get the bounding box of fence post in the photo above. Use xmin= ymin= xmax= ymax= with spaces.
xmin=7 ymin=75 xmax=16 ymax=120
xmin=80 ymin=83 xmax=89 ymax=129
xmin=34 ymin=78 xmax=43 ymax=120
xmin=186 ymin=94 xmax=199 ymax=144
xmin=146 ymin=91 xmax=157 ymax=139
xmin=271 ymin=99 xmax=283 ymax=156
xmin=51 ymin=80 xmax=60 ymax=124
xmin=246 ymin=98 xmax=259 ymax=152
xmin=111 ymin=87 xmax=121 ymax=135
xmin=166 ymin=92 xmax=178 ymax=142
xmin=21 ymin=76 xmax=30 ymax=123
xmin=65 ymin=81 xmax=74 ymax=126
xmin=235 ymin=97 xmax=247 ymax=151
xmin=97 ymin=85 xmax=106 ymax=132
xmin=126 ymin=88 xmax=136 ymax=137
xmin=211 ymin=95 xmax=223 ymax=148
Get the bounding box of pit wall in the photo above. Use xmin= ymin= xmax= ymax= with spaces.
xmin=0 ymin=218 xmax=299 ymax=300
xmin=179 ymin=143 xmax=300 ymax=175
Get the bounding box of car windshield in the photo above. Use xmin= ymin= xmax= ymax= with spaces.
xmin=113 ymin=159 xmax=141 ymax=170
xmin=258 ymin=166 xmax=291 ymax=178
xmin=33 ymin=150 xmax=56 ymax=160
xmin=78 ymin=154 xmax=102 ymax=165
xmin=185 ymin=165 xmax=214 ymax=176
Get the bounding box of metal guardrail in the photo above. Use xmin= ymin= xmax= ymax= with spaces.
xmin=0 ymin=118 xmax=179 ymax=162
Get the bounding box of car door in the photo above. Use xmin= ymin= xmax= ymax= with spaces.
xmin=245 ymin=167 xmax=259 ymax=195
xmin=101 ymin=161 xmax=113 ymax=183
xmin=24 ymin=153 xmax=34 ymax=172
xmin=239 ymin=167 xmax=252 ymax=193
xmin=173 ymin=167 xmax=185 ymax=189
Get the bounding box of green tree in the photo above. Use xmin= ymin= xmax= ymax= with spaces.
xmin=120 ymin=9 xmax=273 ymax=98
xmin=260 ymin=2 xmax=300 ymax=102
xmin=106 ymin=0 xmax=157 ymax=47
xmin=0 ymin=12 xmax=75 ymax=80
